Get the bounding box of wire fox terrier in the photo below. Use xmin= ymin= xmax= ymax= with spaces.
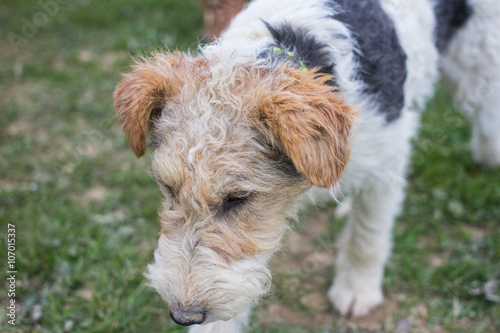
xmin=114 ymin=0 xmax=500 ymax=331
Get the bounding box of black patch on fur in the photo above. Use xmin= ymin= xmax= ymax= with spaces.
xmin=149 ymin=117 xmax=165 ymax=149
xmin=260 ymin=140 xmax=304 ymax=181
xmin=329 ymin=0 xmax=407 ymax=122
xmin=433 ymin=0 xmax=472 ymax=52
xmin=273 ymin=155 xmax=303 ymax=180
xmin=261 ymin=21 xmax=336 ymax=85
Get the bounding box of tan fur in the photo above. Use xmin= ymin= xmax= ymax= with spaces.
xmin=114 ymin=52 xmax=207 ymax=157
xmin=114 ymin=51 xmax=357 ymax=324
xmin=256 ymin=68 xmax=358 ymax=188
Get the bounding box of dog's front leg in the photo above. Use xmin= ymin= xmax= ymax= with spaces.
xmin=328 ymin=180 xmax=405 ymax=317
xmin=188 ymin=306 xmax=252 ymax=333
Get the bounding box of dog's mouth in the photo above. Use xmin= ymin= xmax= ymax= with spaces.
xmin=146 ymin=233 xmax=274 ymax=324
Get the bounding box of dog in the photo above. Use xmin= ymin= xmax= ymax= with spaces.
xmin=113 ymin=0 xmax=500 ymax=331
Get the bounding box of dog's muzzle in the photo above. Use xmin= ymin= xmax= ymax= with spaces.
xmin=169 ymin=308 xmax=206 ymax=326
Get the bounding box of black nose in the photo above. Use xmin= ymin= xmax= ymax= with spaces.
xmin=169 ymin=308 xmax=205 ymax=326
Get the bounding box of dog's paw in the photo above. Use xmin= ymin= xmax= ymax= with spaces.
xmin=328 ymin=274 xmax=383 ymax=317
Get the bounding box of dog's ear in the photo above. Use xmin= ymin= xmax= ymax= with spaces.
xmin=113 ymin=52 xmax=189 ymax=157
xmin=258 ymin=68 xmax=358 ymax=188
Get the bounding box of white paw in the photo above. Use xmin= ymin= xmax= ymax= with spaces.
xmin=328 ymin=273 xmax=383 ymax=317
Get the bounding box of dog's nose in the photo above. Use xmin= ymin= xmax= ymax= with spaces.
xmin=169 ymin=308 xmax=205 ymax=326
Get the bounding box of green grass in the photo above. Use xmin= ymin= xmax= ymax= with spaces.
xmin=1 ymin=0 xmax=499 ymax=332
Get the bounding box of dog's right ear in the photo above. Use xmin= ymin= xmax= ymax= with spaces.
xmin=257 ymin=67 xmax=358 ymax=188
xmin=114 ymin=52 xmax=188 ymax=157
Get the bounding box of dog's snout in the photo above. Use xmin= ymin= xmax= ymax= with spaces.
xmin=169 ymin=308 xmax=205 ymax=326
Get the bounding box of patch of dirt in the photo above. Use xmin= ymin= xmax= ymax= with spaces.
xmin=0 ymin=179 xmax=33 ymax=192
xmin=79 ymin=50 xmax=93 ymax=63
xmin=264 ymin=209 xmax=403 ymax=331
xmin=287 ymin=231 xmax=315 ymax=256
xmin=350 ymin=297 xmax=399 ymax=331
xmin=137 ymin=239 xmax=157 ymax=259
xmin=263 ymin=303 xmax=312 ymax=326
xmin=261 ymin=296 xmax=400 ymax=331
xmin=5 ymin=82 xmax=52 ymax=110
xmin=101 ymin=51 xmax=124 ymax=67
xmin=6 ymin=115 xmax=49 ymax=146
xmin=300 ymin=292 xmax=330 ymax=312
xmin=273 ymin=209 xmax=334 ymax=272
xmin=461 ymin=225 xmax=488 ymax=240
xmin=428 ymin=254 xmax=444 ymax=267
xmin=75 ymin=284 xmax=94 ymax=301
xmin=7 ymin=118 xmax=33 ymax=136
xmin=78 ymin=49 xmax=125 ymax=68
xmin=81 ymin=186 xmax=108 ymax=205
xmin=263 ymin=210 xmax=477 ymax=332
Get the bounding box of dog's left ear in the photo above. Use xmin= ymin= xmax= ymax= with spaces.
xmin=114 ymin=52 xmax=191 ymax=157
xmin=258 ymin=68 xmax=358 ymax=188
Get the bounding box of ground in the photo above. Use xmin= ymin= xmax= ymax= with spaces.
xmin=0 ymin=0 xmax=499 ymax=332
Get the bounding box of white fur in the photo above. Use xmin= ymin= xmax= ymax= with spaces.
xmin=318 ymin=0 xmax=439 ymax=316
xmin=439 ymin=0 xmax=500 ymax=166
xmin=145 ymin=0 xmax=500 ymax=330
xmin=147 ymin=234 xmax=272 ymax=323
xmin=188 ymin=306 xmax=252 ymax=333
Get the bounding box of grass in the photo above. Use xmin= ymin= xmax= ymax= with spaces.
xmin=0 ymin=0 xmax=499 ymax=332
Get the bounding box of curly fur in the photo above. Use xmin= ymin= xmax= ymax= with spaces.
xmin=114 ymin=0 xmax=500 ymax=331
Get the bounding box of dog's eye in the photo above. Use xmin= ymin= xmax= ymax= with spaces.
xmin=220 ymin=191 xmax=254 ymax=213
xmin=152 ymin=175 xmax=175 ymax=198
xmin=159 ymin=183 xmax=175 ymax=198
xmin=163 ymin=184 xmax=174 ymax=196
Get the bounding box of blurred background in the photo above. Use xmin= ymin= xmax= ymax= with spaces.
xmin=0 ymin=0 xmax=499 ymax=332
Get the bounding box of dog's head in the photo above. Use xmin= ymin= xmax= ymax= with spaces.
xmin=114 ymin=51 xmax=357 ymax=325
